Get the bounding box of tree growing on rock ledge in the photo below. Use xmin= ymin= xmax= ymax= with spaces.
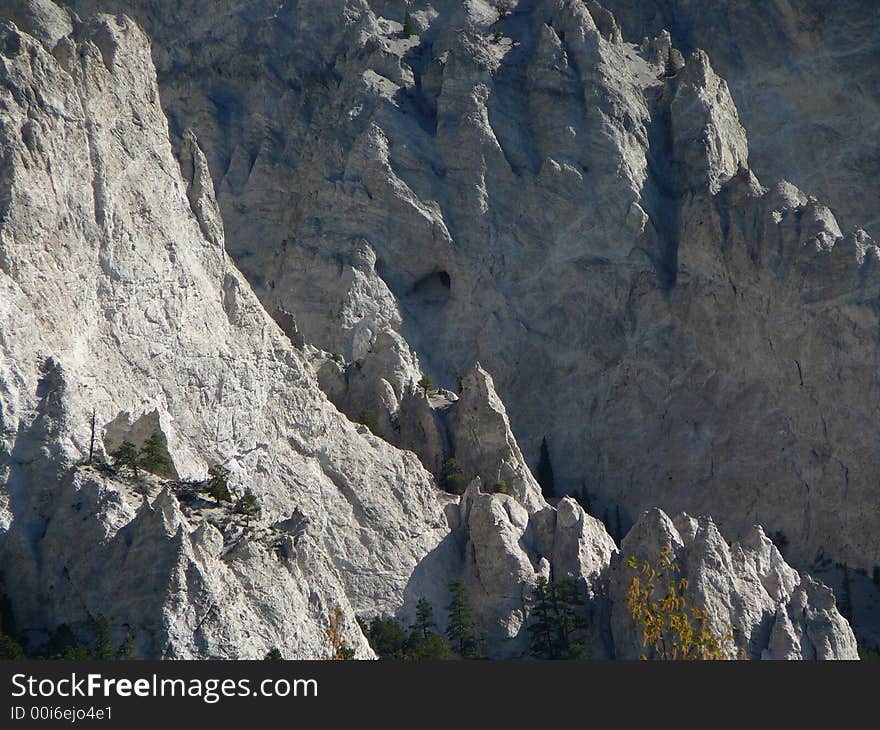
xmin=139 ymin=431 xmax=174 ymax=478
xmin=528 ymin=576 xmax=589 ymax=659
xmin=110 ymin=440 xmax=140 ymax=477
xmin=625 ymin=547 xmax=737 ymax=660
xmin=440 ymin=458 xmax=468 ymax=495
xmin=417 ymin=374 xmax=433 ymax=396
xmin=536 ymin=437 xmax=555 ymax=498
xmin=205 ymin=463 xmax=232 ymax=503
xmin=234 ymin=489 xmax=260 ymax=526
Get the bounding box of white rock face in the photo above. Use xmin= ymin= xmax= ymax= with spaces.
xmin=0 ymin=13 xmax=453 ymax=658
xmin=446 ymin=363 xmax=544 ymax=512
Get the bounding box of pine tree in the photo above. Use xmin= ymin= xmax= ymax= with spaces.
xmin=553 ymin=579 xmax=589 ymax=659
xmin=445 ymin=580 xmax=479 ymax=658
xmin=418 ymin=374 xmax=433 ymax=396
xmin=408 ymin=598 xmax=454 ymax=658
xmin=111 ymin=441 xmax=140 ymax=477
xmin=206 ymin=463 xmax=232 ymax=502
xmin=364 ymin=616 xmax=409 ymax=659
xmin=527 ymin=576 xmax=557 ymax=658
xmin=93 ymin=616 xmax=113 ymax=660
xmin=577 ymin=485 xmax=592 ymax=514
xmin=440 ymin=458 xmax=468 ymax=495
xmin=411 ymin=598 xmax=437 ymax=641
xmin=264 ymin=647 xmax=284 ymax=661
xmin=409 ymin=633 xmax=453 ymax=659
xmin=403 ymin=10 xmax=417 ymax=37
xmin=0 ymin=633 xmax=24 ymax=659
xmin=139 ymin=431 xmax=173 ymax=478
xmin=234 ymin=489 xmax=260 ymax=527
xmin=536 ymin=437 xmax=555 ymax=498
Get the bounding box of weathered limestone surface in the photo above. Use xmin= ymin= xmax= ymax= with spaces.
xmin=0 ymin=12 xmax=453 ymax=658
xmin=0 ymin=0 xmax=867 ymax=659
xmin=51 ymin=0 xmax=880 ymax=578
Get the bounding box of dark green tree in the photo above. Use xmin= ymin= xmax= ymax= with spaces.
xmin=411 ymin=598 xmax=437 ymax=641
xmin=0 ymin=634 xmax=25 ymax=659
xmin=576 ymin=486 xmax=592 ymax=514
xmin=235 ymin=489 xmax=260 ymax=526
xmin=264 ymin=647 xmax=284 ymax=661
xmin=356 ymin=410 xmax=380 ymax=435
xmin=409 ymin=633 xmax=453 ymax=660
xmin=364 ymin=616 xmax=409 ymax=659
xmin=445 ymin=580 xmax=479 ymax=658
xmin=553 ymin=579 xmax=589 ymax=659
xmin=527 ymin=577 xmax=589 ymax=659
xmin=61 ymin=644 xmax=91 ymax=660
xmin=111 ymin=441 xmax=140 ymax=477
xmin=440 ymin=458 xmax=468 ymax=495
xmin=536 ymin=437 xmax=555 ymax=498
xmin=527 ymin=575 xmax=557 ymax=658
xmin=206 ymin=464 xmax=232 ymax=503
xmin=403 ymin=11 xmax=417 ymax=37
xmin=139 ymin=431 xmax=173 ymax=478
xmin=417 ymin=374 xmax=433 ymax=396
xmin=93 ymin=616 xmax=113 ymax=660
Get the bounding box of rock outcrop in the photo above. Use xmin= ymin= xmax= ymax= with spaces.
xmin=608 ymin=509 xmax=859 ymax=660
xmin=0 ymin=12 xmax=452 ymax=658
xmin=54 ymin=0 xmax=880 ymax=581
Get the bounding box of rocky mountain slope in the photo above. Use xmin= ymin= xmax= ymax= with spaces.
xmin=0 ymin=0 xmax=869 ymax=659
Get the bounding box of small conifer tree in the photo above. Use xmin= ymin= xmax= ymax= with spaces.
xmin=403 ymin=10 xmax=416 ymax=37
xmin=440 ymin=458 xmax=468 ymax=495
xmin=206 ymin=464 xmax=232 ymax=503
xmin=536 ymin=437 xmax=555 ymax=498
xmin=93 ymin=616 xmax=113 ymax=661
xmin=418 ymin=374 xmax=433 ymax=396
xmin=111 ymin=441 xmax=140 ymax=477
xmin=234 ymin=489 xmax=260 ymax=526
xmin=528 ymin=576 xmax=557 ymax=658
xmin=445 ymin=580 xmax=479 ymax=658
xmin=139 ymin=431 xmax=173 ymax=478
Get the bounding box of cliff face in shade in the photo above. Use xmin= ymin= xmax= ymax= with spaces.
xmin=601 ymin=0 xmax=880 ymax=236
xmin=0 ymin=0 xmax=868 ymax=659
